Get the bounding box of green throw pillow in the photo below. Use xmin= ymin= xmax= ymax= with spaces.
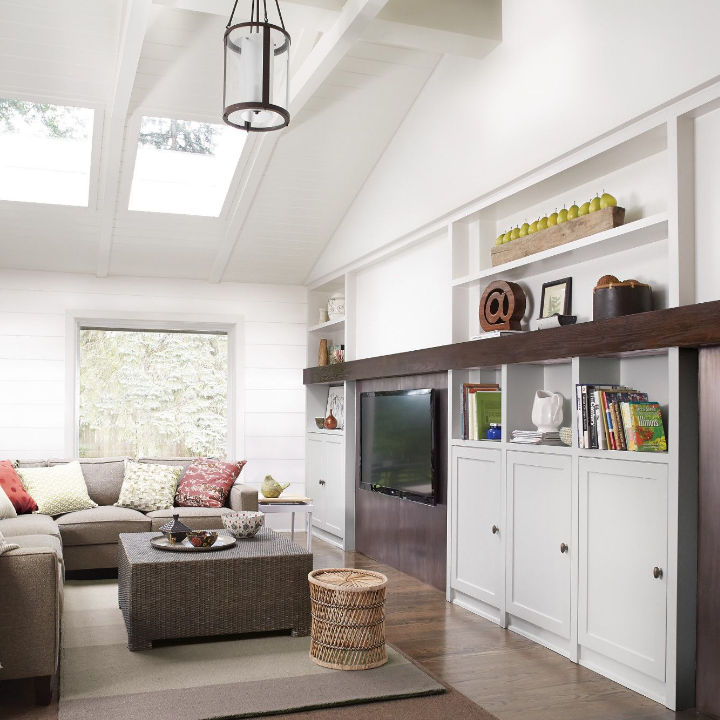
xmin=17 ymin=461 xmax=97 ymax=516
xmin=115 ymin=461 xmax=182 ymax=512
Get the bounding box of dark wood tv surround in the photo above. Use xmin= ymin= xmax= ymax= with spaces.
xmin=305 ymin=300 xmax=720 ymax=711
xmin=354 ymin=374 xmax=447 ymax=592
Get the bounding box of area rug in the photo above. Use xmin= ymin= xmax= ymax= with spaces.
xmin=58 ymin=580 xmax=451 ymax=720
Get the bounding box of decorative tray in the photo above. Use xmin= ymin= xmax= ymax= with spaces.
xmin=150 ymin=535 xmax=236 ymax=552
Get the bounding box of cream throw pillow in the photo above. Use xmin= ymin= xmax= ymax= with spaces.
xmin=115 ymin=460 xmax=182 ymax=512
xmin=0 ymin=483 xmax=17 ymax=519
xmin=17 ymin=461 xmax=97 ymax=516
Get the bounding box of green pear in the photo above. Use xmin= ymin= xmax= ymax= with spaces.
xmin=589 ymin=196 xmax=602 ymax=213
xmin=557 ymin=207 xmax=568 ymax=223
xmin=548 ymin=211 xmax=558 ymax=227
xmin=567 ymin=203 xmax=579 ymax=220
xmin=495 ymin=233 xmax=505 ymax=246
xmin=528 ymin=221 xmax=538 ymax=234
xmin=537 ymin=216 xmax=548 ymax=231
xmin=600 ymin=192 xmax=617 ymax=208
xmin=503 ymin=231 xmax=513 ymax=244
xmin=519 ymin=222 xmax=530 ymax=237
xmin=578 ymin=202 xmax=590 ymax=216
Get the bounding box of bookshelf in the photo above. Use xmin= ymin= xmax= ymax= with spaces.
xmin=301 ymin=80 xmax=720 ymax=711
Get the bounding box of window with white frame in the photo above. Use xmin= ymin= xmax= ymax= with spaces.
xmin=128 ymin=116 xmax=246 ymax=217
xmin=0 ymin=98 xmax=94 ymax=206
xmin=78 ymin=328 xmax=229 ymax=458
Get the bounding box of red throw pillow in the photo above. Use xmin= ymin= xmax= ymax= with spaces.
xmin=0 ymin=461 xmax=38 ymax=514
xmin=174 ymin=459 xmax=247 ymax=508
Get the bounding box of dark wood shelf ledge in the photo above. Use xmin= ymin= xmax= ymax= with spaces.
xmin=304 ymin=300 xmax=720 ymax=385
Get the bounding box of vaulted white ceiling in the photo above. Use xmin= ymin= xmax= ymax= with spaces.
xmin=0 ymin=0 xmax=500 ymax=284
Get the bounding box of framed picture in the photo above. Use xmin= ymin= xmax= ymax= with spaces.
xmin=325 ymin=385 xmax=344 ymax=430
xmin=540 ymin=277 xmax=572 ymax=318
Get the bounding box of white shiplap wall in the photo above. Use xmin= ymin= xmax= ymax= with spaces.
xmin=0 ymin=269 xmax=308 ymax=514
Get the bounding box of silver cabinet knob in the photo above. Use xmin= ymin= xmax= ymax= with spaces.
xmin=492 ymin=525 xmax=499 ymax=535
xmin=653 ymin=566 xmax=663 ymax=579
xmin=560 ymin=543 xmax=569 ymax=554
xmin=319 ymin=479 xmax=325 ymax=486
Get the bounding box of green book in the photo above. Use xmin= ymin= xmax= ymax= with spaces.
xmin=621 ymin=401 xmax=667 ymax=452
xmin=475 ymin=391 xmax=502 ymax=440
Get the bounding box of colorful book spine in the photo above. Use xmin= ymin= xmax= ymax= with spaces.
xmin=622 ymin=402 xmax=667 ymax=452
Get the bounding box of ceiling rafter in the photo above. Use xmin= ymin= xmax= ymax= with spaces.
xmin=208 ymin=0 xmax=392 ymax=284
xmin=96 ymin=0 xmax=154 ymax=278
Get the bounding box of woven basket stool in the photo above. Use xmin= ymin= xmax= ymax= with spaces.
xmin=308 ymin=568 xmax=388 ymax=670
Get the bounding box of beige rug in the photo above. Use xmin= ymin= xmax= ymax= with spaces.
xmin=59 ymin=580 xmax=444 ymax=720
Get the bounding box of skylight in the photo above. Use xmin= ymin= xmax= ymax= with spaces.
xmin=128 ymin=116 xmax=246 ymax=217
xmin=0 ymin=99 xmax=94 ymax=206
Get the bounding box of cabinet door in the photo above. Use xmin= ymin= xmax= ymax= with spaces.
xmin=307 ymin=435 xmax=326 ymax=529
xmin=506 ymin=451 xmax=573 ymax=639
xmin=451 ymin=446 xmax=502 ymax=609
xmin=579 ymin=458 xmax=668 ymax=681
xmin=323 ymin=436 xmax=344 ymax=537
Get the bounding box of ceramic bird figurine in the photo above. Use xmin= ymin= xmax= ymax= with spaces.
xmin=261 ymin=475 xmax=290 ymax=498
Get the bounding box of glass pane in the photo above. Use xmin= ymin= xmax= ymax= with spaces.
xmin=0 ymin=99 xmax=93 ymax=206
xmin=79 ymin=329 xmax=228 ymax=458
xmin=128 ymin=116 xmax=246 ymax=216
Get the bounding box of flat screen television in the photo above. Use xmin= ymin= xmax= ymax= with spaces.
xmin=359 ymin=388 xmax=436 ymax=506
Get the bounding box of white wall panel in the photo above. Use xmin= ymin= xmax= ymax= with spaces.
xmin=0 ymin=270 xmax=307 ymax=511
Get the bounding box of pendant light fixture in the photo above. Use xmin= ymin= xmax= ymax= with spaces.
xmin=223 ymin=0 xmax=291 ymax=132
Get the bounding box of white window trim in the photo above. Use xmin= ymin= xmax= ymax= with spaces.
xmin=65 ymin=310 xmax=244 ymax=460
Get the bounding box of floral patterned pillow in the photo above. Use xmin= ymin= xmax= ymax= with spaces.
xmin=174 ymin=459 xmax=247 ymax=508
xmin=115 ymin=460 xmax=182 ymax=512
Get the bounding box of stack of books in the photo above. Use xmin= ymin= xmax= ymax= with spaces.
xmin=576 ymin=384 xmax=667 ymax=452
xmin=460 ymin=383 xmax=501 ymax=440
xmin=510 ymin=430 xmax=564 ymax=445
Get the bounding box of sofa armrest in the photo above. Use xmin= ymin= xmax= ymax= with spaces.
xmin=229 ymin=483 xmax=258 ymax=512
xmin=0 ymin=548 xmax=61 ymax=682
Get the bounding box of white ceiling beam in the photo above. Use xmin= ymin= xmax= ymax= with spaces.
xmin=208 ymin=0 xmax=391 ymax=283
xmin=362 ymin=19 xmax=500 ymax=60
xmin=96 ymin=0 xmax=153 ymax=278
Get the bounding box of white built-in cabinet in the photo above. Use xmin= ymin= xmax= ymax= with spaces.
xmin=306 ymin=432 xmax=344 ymax=540
xmin=450 ymin=447 xmax=503 ymax=619
xmin=578 ymin=457 xmax=668 ymax=682
xmin=506 ymin=452 xmax=573 ymax=641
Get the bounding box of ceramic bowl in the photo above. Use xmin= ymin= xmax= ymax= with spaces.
xmin=314 ymin=417 xmax=325 ymax=429
xmin=222 ymin=511 xmax=265 ymax=539
xmin=186 ymin=531 xmax=218 ymax=547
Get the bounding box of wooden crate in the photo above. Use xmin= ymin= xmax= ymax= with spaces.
xmin=490 ymin=206 xmax=625 ymax=267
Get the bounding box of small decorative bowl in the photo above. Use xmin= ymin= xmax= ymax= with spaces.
xmin=314 ymin=417 xmax=325 ymax=429
xmin=186 ymin=531 xmax=218 ymax=548
xmin=222 ymin=511 xmax=265 ymax=539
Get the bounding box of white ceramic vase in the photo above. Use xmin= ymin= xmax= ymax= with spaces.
xmin=531 ymin=390 xmax=564 ymax=433
xmin=327 ymin=292 xmax=345 ymax=320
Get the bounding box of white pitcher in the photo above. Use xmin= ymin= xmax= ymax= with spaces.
xmin=532 ymin=390 xmax=564 ymax=433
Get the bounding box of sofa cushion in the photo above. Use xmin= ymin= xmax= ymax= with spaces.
xmin=0 ymin=528 xmax=19 ymax=555
xmin=48 ymin=457 xmax=128 ymax=507
xmin=17 ymin=461 xmax=97 ymax=516
xmin=14 ymin=460 xmax=47 ymax=468
xmin=4 ymin=533 xmax=63 ymax=560
xmin=0 ymin=514 xmax=60 ymax=539
xmin=115 ymin=461 xmax=182 ymax=512
xmin=175 ymin=459 xmax=247 ymax=508
xmin=0 ymin=461 xmax=38 ymax=514
xmin=147 ymin=506 xmax=232 ymax=531
xmin=56 ymin=506 xmax=150 ymax=547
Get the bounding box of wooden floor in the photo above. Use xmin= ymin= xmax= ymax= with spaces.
xmin=0 ymin=533 xmax=710 ymax=720
xmin=310 ymin=535 xmax=707 ymax=720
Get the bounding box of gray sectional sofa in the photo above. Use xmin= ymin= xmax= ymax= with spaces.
xmin=0 ymin=456 xmax=258 ymax=704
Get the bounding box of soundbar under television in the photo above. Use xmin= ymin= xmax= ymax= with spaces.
xmin=359 ymin=388 xmax=437 ymax=506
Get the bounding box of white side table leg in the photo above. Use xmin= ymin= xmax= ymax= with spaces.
xmin=307 ymin=512 xmax=313 ymax=552
xmin=291 ymin=511 xmax=295 ymax=542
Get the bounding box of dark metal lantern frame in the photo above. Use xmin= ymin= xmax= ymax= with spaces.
xmin=223 ymin=0 xmax=291 ymax=132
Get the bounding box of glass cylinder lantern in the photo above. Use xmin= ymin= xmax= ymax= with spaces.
xmin=223 ymin=1 xmax=291 ymax=132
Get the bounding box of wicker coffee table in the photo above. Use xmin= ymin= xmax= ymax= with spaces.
xmin=118 ymin=528 xmax=312 ymax=651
